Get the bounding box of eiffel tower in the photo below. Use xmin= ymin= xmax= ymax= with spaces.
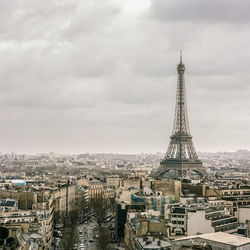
xmin=157 ymin=52 xmax=203 ymax=179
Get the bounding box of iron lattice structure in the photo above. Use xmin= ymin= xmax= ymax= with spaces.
xmin=158 ymin=53 xmax=203 ymax=178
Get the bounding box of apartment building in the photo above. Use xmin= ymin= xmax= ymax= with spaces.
xmin=168 ymin=204 xmax=238 ymax=237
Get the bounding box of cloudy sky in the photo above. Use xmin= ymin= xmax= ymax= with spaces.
xmin=0 ymin=0 xmax=250 ymax=154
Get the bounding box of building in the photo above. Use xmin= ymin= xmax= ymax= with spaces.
xmin=0 ymin=210 xmax=35 ymax=228
xmin=237 ymin=206 xmax=250 ymax=224
xmin=131 ymin=187 xmax=173 ymax=215
xmin=115 ymin=180 xmax=181 ymax=240
xmin=151 ymin=180 xmax=181 ymax=201
xmin=115 ymin=187 xmax=145 ymax=239
xmin=204 ymin=186 xmax=250 ymax=214
xmin=135 ymin=236 xmax=171 ymax=250
xmin=168 ymin=203 xmax=238 ymax=237
xmin=52 ymin=183 xmax=76 ymax=220
xmin=106 ymin=175 xmax=120 ymax=188
xmin=0 ymin=198 xmax=18 ymax=211
xmin=0 ymin=187 xmax=55 ymax=248
xmin=172 ymin=232 xmax=250 ymax=250
xmin=124 ymin=211 xmax=170 ymax=250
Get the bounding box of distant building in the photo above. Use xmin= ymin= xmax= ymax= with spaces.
xmin=78 ymin=177 xmax=115 ymax=200
xmin=106 ymin=175 xmax=120 ymax=188
xmin=11 ymin=180 xmax=26 ymax=186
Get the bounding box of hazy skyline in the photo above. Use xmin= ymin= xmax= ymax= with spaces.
xmin=1 ymin=0 xmax=250 ymax=154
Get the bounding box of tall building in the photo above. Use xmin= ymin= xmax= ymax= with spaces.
xmin=158 ymin=52 xmax=203 ymax=179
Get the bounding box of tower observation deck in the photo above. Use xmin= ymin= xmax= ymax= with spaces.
xmin=157 ymin=52 xmax=204 ymax=179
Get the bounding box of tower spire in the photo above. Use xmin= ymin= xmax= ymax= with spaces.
xmin=180 ymin=50 xmax=182 ymax=64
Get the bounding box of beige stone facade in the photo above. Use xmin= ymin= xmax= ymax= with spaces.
xmin=151 ymin=180 xmax=181 ymax=201
xmin=106 ymin=175 xmax=120 ymax=188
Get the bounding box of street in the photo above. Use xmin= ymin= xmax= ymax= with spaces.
xmin=76 ymin=222 xmax=98 ymax=250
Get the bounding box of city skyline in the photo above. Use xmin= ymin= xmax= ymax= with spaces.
xmin=1 ymin=0 xmax=250 ymax=154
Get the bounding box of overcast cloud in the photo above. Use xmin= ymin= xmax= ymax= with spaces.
xmin=0 ymin=0 xmax=250 ymax=154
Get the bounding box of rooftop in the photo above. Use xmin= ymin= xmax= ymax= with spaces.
xmin=136 ymin=236 xmax=171 ymax=249
xmin=174 ymin=232 xmax=250 ymax=246
xmin=0 ymin=199 xmax=17 ymax=207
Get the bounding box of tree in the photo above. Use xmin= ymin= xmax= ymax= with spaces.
xmin=6 ymin=237 xmax=18 ymax=249
xmin=0 ymin=227 xmax=9 ymax=246
xmin=98 ymin=226 xmax=111 ymax=250
xmin=61 ymin=225 xmax=75 ymax=250
xmin=61 ymin=195 xmax=86 ymax=250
